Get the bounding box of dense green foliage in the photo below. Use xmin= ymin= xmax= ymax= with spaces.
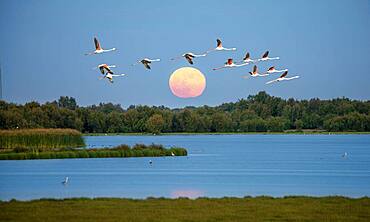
xmin=1 ymin=92 xmax=369 ymax=133
xmin=0 ymin=129 xmax=85 ymax=150
xmin=1 ymin=196 xmax=369 ymax=222
xmin=0 ymin=143 xmax=187 ymax=160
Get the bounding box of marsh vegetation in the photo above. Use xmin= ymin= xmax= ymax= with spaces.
xmin=1 ymin=196 xmax=369 ymax=222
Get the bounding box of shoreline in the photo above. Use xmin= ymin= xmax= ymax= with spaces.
xmin=84 ymin=131 xmax=370 ymax=136
xmin=1 ymin=195 xmax=369 ymax=202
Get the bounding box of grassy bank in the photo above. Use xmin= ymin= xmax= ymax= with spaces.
xmin=1 ymin=196 xmax=369 ymax=222
xmin=0 ymin=144 xmax=187 ymax=160
xmin=0 ymin=129 xmax=85 ymax=150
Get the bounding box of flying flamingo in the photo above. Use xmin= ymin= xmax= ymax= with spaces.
xmin=266 ymin=71 xmax=299 ymax=84
xmin=208 ymin=39 xmax=236 ymax=52
xmin=132 ymin=58 xmax=161 ymax=69
xmin=243 ymin=65 xmax=269 ymax=78
xmin=85 ymin=37 xmax=116 ymax=55
xmin=171 ymin=52 xmax=207 ymax=65
xmin=240 ymin=52 xmax=256 ymax=64
xmin=258 ymin=51 xmax=279 ymax=62
xmin=266 ymin=66 xmax=288 ymax=74
xmin=213 ymin=58 xmax=248 ymax=70
xmin=94 ymin=64 xmax=116 ymax=74
xmin=97 ymin=64 xmax=126 ymax=83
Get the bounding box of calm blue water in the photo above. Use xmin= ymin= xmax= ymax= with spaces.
xmin=0 ymin=135 xmax=369 ymax=200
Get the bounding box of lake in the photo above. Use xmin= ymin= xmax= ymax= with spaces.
xmin=0 ymin=134 xmax=370 ymax=200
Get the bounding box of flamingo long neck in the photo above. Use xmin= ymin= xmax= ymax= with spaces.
xmin=213 ymin=66 xmax=224 ymax=71
xmin=225 ymin=47 xmax=236 ymax=51
xmin=285 ymin=76 xmax=299 ymax=80
xmin=194 ymin=53 xmax=207 ymax=57
xmin=104 ymin=48 xmax=116 ymax=52
xmin=235 ymin=63 xmax=247 ymax=67
xmin=275 ymin=69 xmax=286 ymax=72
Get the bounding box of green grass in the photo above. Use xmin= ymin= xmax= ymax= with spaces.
xmin=0 ymin=144 xmax=187 ymax=160
xmin=0 ymin=196 xmax=369 ymax=222
xmin=0 ymin=129 xmax=85 ymax=150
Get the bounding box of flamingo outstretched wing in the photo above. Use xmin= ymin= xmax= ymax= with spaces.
xmin=94 ymin=37 xmax=102 ymax=50
xmin=280 ymin=71 xmax=288 ymax=78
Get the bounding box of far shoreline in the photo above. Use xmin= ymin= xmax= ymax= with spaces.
xmin=84 ymin=131 xmax=370 ymax=136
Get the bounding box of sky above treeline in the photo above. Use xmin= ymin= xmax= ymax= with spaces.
xmin=0 ymin=0 xmax=369 ymax=108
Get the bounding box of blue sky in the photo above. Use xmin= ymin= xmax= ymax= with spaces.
xmin=0 ymin=0 xmax=369 ymax=108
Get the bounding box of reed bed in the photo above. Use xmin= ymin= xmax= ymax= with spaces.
xmin=0 ymin=129 xmax=85 ymax=150
xmin=0 ymin=144 xmax=187 ymax=160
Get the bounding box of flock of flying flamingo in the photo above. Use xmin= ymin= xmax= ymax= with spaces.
xmin=85 ymin=37 xmax=299 ymax=84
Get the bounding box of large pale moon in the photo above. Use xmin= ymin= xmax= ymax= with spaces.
xmin=169 ymin=67 xmax=206 ymax=98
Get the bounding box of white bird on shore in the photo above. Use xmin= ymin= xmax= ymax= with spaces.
xmin=243 ymin=65 xmax=269 ymax=78
xmin=213 ymin=59 xmax=248 ymax=70
xmin=208 ymin=39 xmax=236 ymax=52
xmin=171 ymin=152 xmax=175 ymax=156
xmin=266 ymin=66 xmax=288 ymax=74
xmin=171 ymin=52 xmax=207 ymax=65
xmin=85 ymin=37 xmax=116 ymax=55
xmin=62 ymin=177 xmax=69 ymax=185
xmin=258 ymin=51 xmax=279 ymax=62
xmin=132 ymin=58 xmax=161 ymax=69
xmin=265 ymin=71 xmax=299 ymax=84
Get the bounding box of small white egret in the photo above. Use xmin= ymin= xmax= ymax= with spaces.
xmin=62 ymin=177 xmax=69 ymax=185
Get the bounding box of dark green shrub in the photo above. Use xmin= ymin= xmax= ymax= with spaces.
xmin=133 ymin=144 xmax=147 ymax=150
xmin=114 ymin=144 xmax=130 ymax=151
xmin=88 ymin=151 xmax=97 ymax=158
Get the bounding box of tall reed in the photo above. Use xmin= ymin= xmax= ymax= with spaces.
xmin=0 ymin=129 xmax=85 ymax=150
xmin=0 ymin=143 xmax=187 ymax=160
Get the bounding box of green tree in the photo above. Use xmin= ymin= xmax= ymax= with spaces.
xmin=58 ymin=96 xmax=77 ymax=110
xmin=294 ymin=119 xmax=304 ymax=131
xmin=210 ymin=112 xmax=233 ymax=132
xmin=267 ymin=117 xmax=289 ymax=132
xmin=106 ymin=111 xmax=124 ymax=133
xmin=146 ymin=114 xmax=164 ymax=134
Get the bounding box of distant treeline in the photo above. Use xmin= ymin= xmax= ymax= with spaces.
xmin=1 ymin=92 xmax=370 ymax=133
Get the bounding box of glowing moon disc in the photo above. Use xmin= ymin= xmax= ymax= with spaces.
xmin=169 ymin=67 xmax=206 ymax=98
